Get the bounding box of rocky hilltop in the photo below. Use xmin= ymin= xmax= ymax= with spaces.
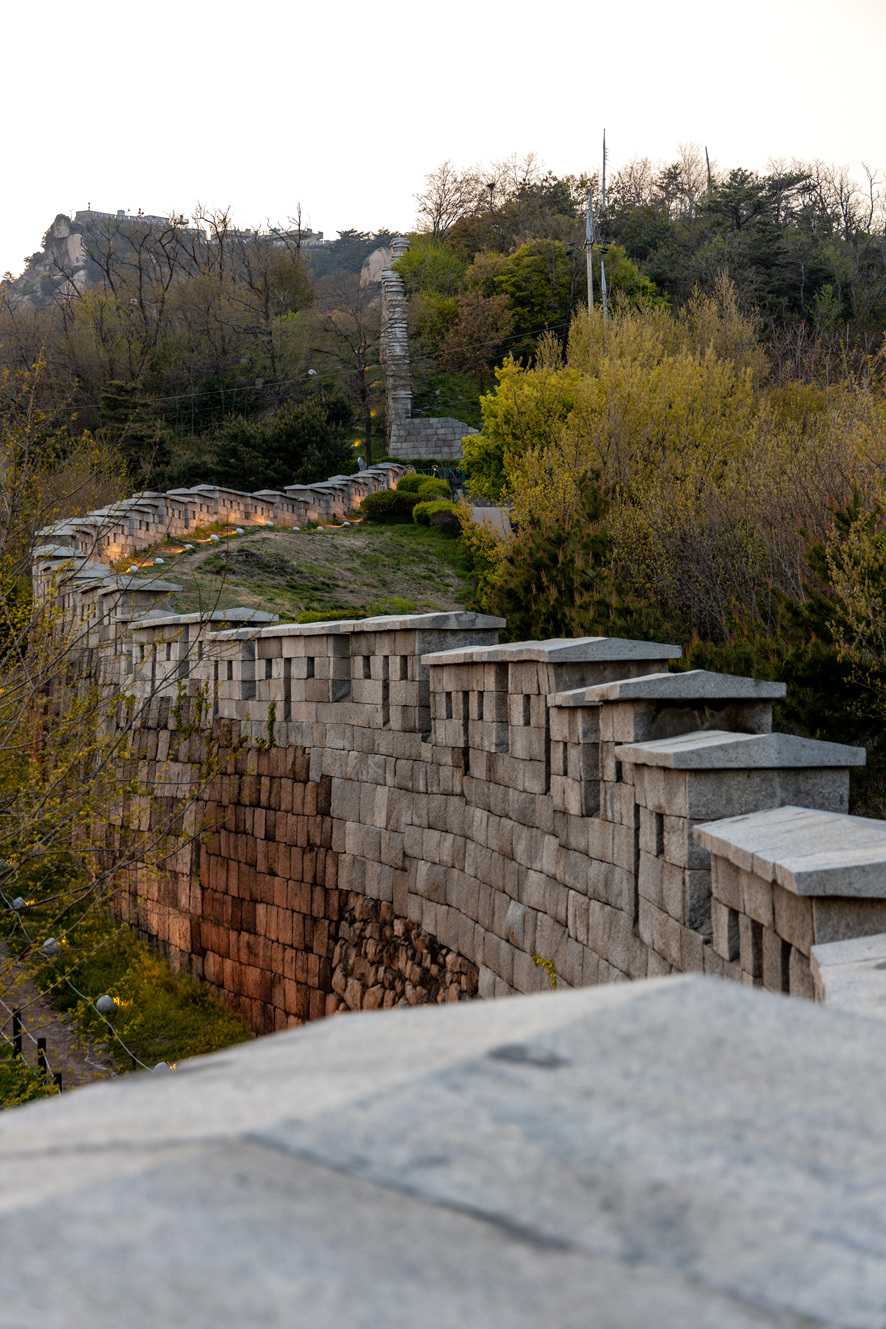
xmin=2 ymin=209 xmax=321 ymax=309
xmin=2 ymin=209 xmax=172 ymax=306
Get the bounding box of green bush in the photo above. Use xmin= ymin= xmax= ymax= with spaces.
xmin=417 ymin=477 xmax=451 ymax=499
xmin=392 ymin=475 xmax=451 ymax=499
xmin=360 ymin=489 xmax=421 ymax=522
xmin=413 ymin=499 xmax=461 ymax=527
xmin=394 ymin=473 xmax=427 ymax=494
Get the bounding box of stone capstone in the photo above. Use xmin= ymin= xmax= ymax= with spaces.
xmin=553 ymin=669 xmax=787 ymax=706
xmin=695 ymin=805 xmax=886 ymax=894
xmin=617 ymin=730 xmax=866 ymax=770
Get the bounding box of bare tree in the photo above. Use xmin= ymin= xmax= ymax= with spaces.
xmin=415 ymin=161 xmax=482 ymax=237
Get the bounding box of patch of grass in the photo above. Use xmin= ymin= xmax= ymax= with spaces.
xmin=295 ymin=596 xmax=418 ymax=624
xmin=166 ymin=522 xmax=471 ymax=620
xmin=4 ymin=898 xmax=252 ymax=1072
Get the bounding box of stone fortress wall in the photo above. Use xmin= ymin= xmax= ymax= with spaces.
xmin=34 ymin=462 xmax=410 ymax=571
xmin=35 ymin=464 xmax=886 ymax=1032
xmin=380 ymin=237 xmax=478 ymax=461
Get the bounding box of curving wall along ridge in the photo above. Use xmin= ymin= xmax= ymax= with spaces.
xmin=35 ymin=472 xmax=886 ymax=1032
xmin=33 ymin=462 xmax=410 ymax=576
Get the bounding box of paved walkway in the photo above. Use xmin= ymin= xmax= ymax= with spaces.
xmin=470 ymin=506 xmax=513 ymax=536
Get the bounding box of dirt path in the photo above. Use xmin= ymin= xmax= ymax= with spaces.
xmin=0 ymin=943 xmax=116 ymax=1093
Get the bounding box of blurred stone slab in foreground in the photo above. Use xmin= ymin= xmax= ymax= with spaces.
xmin=1 ymin=975 xmax=884 ymax=1328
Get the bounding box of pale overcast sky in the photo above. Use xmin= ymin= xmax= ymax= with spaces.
xmin=1 ymin=0 xmax=883 ymax=276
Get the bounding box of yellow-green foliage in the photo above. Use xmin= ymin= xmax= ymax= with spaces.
xmin=463 ymin=334 xmax=580 ymax=501
xmin=0 ymin=1047 xmax=58 ymax=1108
xmin=826 ymin=507 xmax=886 ymax=712
xmin=464 ymin=279 xmax=886 ymax=636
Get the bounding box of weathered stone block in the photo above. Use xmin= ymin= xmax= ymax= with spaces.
xmin=739 ymin=913 xmax=764 ymax=983
xmin=505 ymin=899 xmax=527 ymax=948
xmin=661 ymin=861 xmax=685 ymax=921
xmin=638 ymin=850 xmax=663 ymax=908
xmin=651 ymin=907 xmax=683 ymax=969
xmin=639 ymin=806 xmax=663 ymax=857
xmin=561 ymin=887 xmax=589 ymax=949
xmin=680 ymin=927 xmax=706 ymax=975
xmin=740 ymin=869 xmax=774 ymax=929
xmin=762 ymin=926 xmax=791 ymax=993
xmin=789 ymin=945 xmax=815 ymax=999
xmin=712 ymin=856 xmax=742 ymax=912
xmin=812 ymin=897 xmax=886 ymax=946
xmin=712 ymin=898 xmax=740 ymax=962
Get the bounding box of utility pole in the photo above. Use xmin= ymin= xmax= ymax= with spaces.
xmin=586 ymin=191 xmax=594 ymax=313
xmin=602 ymin=128 xmax=607 ymax=217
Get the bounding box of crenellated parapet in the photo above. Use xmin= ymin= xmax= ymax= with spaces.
xmin=32 ymin=462 xmax=410 ymax=603
xmin=36 ymin=464 xmax=886 ymax=1033
xmin=72 ymin=587 xmax=886 ymax=1033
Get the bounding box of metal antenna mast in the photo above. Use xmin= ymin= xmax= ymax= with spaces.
xmin=600 ymin=129 xmax=609 ymax=326
xmin=601 ymin=128 xmax=608 ymax=218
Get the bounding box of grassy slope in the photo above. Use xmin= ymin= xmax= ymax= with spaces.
xmin=159 ymin=521 xmax=472 ymax=620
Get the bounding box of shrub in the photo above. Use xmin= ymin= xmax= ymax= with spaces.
xmin=417 ymin=477 xmax=451 ymax=499
xmin=0 ymin=1047 xmax=57 ymax=1109
xmin=360 ymin=489 xmax=421 ymax=522
xmin=394 ymin=473 xmax=427 ymax=494
xmin=413 ymin=500 xmax=462 ymax=533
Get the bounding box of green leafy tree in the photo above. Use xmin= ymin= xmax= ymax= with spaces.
xmin=208 ymin=400 xmax=353 ymax=492
xmin=493 ymin=240 xmax=658 ymax=350
xmin=97 ymin=380 xmax=171 ymax=480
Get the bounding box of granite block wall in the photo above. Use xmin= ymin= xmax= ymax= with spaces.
xmin=39 ymin=457 xmax=886 ymax=1033
xmin=78 ymin=601 xmax=880 ymax=1033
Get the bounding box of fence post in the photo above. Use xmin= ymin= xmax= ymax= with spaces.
xmin=37 ymin=1038 xmax=47 ymax=1077
xmin=12 ymin=1010 xmax=21 ymax=1057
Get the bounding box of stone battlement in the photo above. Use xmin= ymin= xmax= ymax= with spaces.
xmin=36 ymin=464 xmax=886 ymax=1033
xmin=32 ymin=464 xmax=410 ymax=593
xmin=44 ymin=553 xmax=886 ymax=1030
